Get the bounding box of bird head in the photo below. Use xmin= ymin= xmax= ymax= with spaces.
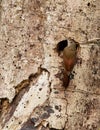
xmin=57 ymin=38 xmax=79 ymax=54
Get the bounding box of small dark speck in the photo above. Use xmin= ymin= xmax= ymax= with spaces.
xmin=54 ymin=91 xmax=59 ymax=94
xmin=28 ymin=34 xmax=31 ymax=37
xmin=55 ymin=105 xmax=59 ymax=110
xmin=25 ymin=49 xmax=27 ymax=52
xmin=87 ymin=3 xmax=90 ymax=6
xmin=87 ymin=116 xmax=89 ymax=120
xmin=55 ymin=105 xmax=61 ymax=112
xmin=39 ymin=88 xmax=42 ymax=91
xmin=73 ymin=71 xmax=76 ymax=74
xmin=17 ymin=66 xmax=21 ymax=69
xmin=79 ymin=9 xmax=82 ymax=12
xmin=38 ymin=97 xmax=40 ymax=99
xmin=67 ymin=24 xmax=71 ymax=27
xmin=30 ymin=44 xmax=35 ymax=48
xmin=19 ymin=122 xmax=21 ymax=124
xmin=38 ymin=36 xmax=42 ymax=41
xmin=49 ymin=54 xmax=51 ymax=57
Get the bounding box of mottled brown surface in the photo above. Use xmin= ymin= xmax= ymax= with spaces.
xmin=0 ymin=0 xmax=100 ymax=130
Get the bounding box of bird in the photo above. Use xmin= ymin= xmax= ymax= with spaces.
xmin=57 ymin=38 xmax=80 ymax=87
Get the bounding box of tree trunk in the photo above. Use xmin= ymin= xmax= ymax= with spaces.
xmin=0 ymin=0 xmax=100 ymax=130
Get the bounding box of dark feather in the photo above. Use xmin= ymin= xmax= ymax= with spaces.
xmin=57 ymin=40 xmax=68 ymax=52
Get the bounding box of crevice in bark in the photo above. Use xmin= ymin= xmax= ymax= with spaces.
xmin=0 ymin=64 xmax=50 ymax=128
xmin=66 ymin=89 xmax=100 ymax=96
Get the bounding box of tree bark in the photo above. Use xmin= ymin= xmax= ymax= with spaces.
xmin=0 ymin=0 xmax=100 ymax=130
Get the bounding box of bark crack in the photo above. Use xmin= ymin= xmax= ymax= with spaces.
xmin=0 ymin=64 xmax=50 ymax=128
xmin=63 ymin=88 xmax=68 ymax=130
xmin=66 ymin=89 xmax=100 ymax=96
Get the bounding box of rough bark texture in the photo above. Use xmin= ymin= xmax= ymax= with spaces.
xmin=0 ymin=0 xmax=100 ymax=130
